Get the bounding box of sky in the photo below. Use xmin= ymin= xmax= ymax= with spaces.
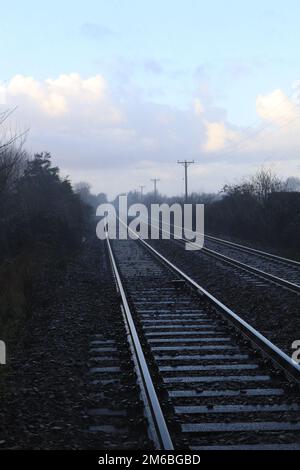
xmin=1 ymin=0 xmax=300 ymax=198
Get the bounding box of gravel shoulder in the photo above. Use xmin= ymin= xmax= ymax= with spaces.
xmin=0 ymin=233 xmax=149 ymax=449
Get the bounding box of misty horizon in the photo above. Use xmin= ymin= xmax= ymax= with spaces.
xmin=1 ymin=1 xmax=300 ymax=198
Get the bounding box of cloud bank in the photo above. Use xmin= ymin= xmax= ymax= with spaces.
xmin=1 ymin=73 xmax=300 ymax=197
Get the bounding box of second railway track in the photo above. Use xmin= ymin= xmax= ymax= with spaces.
xmin=147 ymin=217 xmax=300 ymax=294
xmin=107 ymin=233 xmax=300 ymax=450
xmin=202 ymin=234 xmax=300 ymax=290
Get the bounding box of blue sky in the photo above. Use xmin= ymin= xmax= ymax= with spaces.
xmin=1 ymin=1 xmax=300 ymax=196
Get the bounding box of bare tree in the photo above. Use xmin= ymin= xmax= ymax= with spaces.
xmin=250 ymin=168 xmax=283 ymax=202
xmin=223 ymin=168 xmax=283 ymax=202
xmin=0 ymin=108 xmax=28 ymax=195
xmin=0 ymin=145 xmax=27 ymax=195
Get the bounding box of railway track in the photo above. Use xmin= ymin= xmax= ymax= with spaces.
xmin=145 ymin=217 xmax=300 ymax=294
xmin=202 ymin=234 xmax=300 ymax=290
xmin=106 ymin=231 xmax=300 ymax=450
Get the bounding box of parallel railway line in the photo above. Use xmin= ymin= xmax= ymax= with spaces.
xmin=106 ymin=230 xmax=300 ymax=450
xmin=145 ymin=217 xmax=300 ymax=294
xmin=201 ymin=234 xmax=300 ymax=292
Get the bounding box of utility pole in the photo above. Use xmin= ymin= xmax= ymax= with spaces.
xmin=139 ymin=185 xmax=145 ymax=200
xmin=177 ymin=160 xmax=195 ymax=202
xmin=151 ymin=178 xmax=160 ymax=202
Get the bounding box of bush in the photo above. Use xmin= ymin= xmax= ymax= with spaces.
xmin=0 ymin=149 xmax=90 ymax=335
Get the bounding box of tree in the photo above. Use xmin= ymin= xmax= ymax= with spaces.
xmin=222 ymin=168 xmax=283 ymax=203
xmin=74 ymin=182 xmax=91 ymax=202
xmin=250 ymin=168 xmax=283 ymax=202
xmin=74 ymin=182 xmax=107 ymax=208
xmin=285 ymin=176 xmax=300 ymax=192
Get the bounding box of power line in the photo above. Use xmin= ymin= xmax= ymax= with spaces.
xmin=150 ymin=178 xmax=160 ymax=202
xmin=177 ymin=160 xmax=194 ymax=202
xmin=139 ymin=185 xmax=145 ymax=199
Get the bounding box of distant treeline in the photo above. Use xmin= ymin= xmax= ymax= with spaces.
xmin=0 ymin=152 xmax=89 ymax=262
xmin=206 ymin=170 xmax=300 ymax=258
xmin=0 ymin=135 xmax=90 ymax=334
xmin=111 ymin=169 xmax=300 ymax=259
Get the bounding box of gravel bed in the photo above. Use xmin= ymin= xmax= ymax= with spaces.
xmin=204 ymin=239 xmax=300 ymax=286
xmin=147 ymin=239 xmax=300 ymax=357
xmin=0 ymin=233 xmax=150 ymax=449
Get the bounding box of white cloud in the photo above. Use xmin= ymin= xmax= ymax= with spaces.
xmin=1 ymin=74 xmax=300 ymax=197
xmin=256 ymin=88 xmax=298 ymax=125
xmin=6 ymin=74 xmax=67 ymax=116
xmin=202 ymin=121 xmax=239 ymax=152
xmin=46 ymin=74 xmax=106 ymax=100
xmin=1 ymin=73 xmax=120 ymax=121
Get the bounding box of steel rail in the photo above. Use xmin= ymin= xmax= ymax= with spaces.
xmin=194 ymin=243 xmax=300 ymax=295
xmin=140 ymin=216 xmax=300 ymax=294
xmin=137 ymin=237 xmax=300 ymax=382
xmin=203 ymin=233 xmax=300 ymax=268
xmin=149 ymin=214 xmax=300 ymax=268
xmin=118 ymin=218 xmax=300 ymax=381
xmin=140 ymin=214 xmax=300 ymax=269
xmin=105 ymin=230 xmax=174 ymax=450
